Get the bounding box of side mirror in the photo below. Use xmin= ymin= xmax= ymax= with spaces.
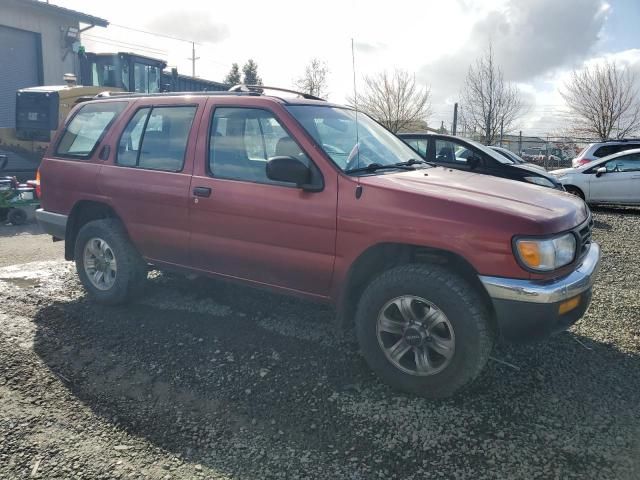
xmin=595 ymin=166 xmax=607 ymax=177
xmin=266 ymin=156 xmax=311 ymax=187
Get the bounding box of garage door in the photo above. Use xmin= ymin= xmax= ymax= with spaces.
xmin=0 ymin=25 xmax=41 ymax=128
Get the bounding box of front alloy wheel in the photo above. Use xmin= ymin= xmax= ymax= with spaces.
xmin=377 ymin=295 xmax=455 ymax=376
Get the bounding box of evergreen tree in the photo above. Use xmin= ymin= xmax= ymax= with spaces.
xmin=242 ymin=59 xmax=263 ymax=85
xmin=224 ymin=63 xmax=241 ymax=85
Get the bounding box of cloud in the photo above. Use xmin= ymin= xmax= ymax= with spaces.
xmin=416 ymin=0 xmax=610 ymax=120
xmin=354 ymin=41 xmax=386 ymax=54
xmin=147 ymin=11 xmax=230 ymax=44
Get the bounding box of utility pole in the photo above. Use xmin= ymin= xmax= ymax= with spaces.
xmin=188 ymin=42 xmax=200 ymax=77
xmin=452 ymin=103 xmax=458 ymax=136
xmin=499 ymin=119 xmax=504 ymax=147
xmin=518 ymin=130 xmax=522 ymax=155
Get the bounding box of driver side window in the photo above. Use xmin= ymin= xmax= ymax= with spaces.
xmin=604 ymin=154 xmax=640 ymax=173
xmin=435 ymin=139 xmax=475 ymax=166
xmin=209 ymin=107 xmax=311 ymax=185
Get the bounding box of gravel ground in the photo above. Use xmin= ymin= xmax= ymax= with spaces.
xmin=0 ymin=207 xmax=638 ymax=479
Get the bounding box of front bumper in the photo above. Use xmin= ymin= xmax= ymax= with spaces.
xmin=35 ymin=208 xmax=67 ymax=240
xmin=479 ymin=243 xmax=601 ymax=341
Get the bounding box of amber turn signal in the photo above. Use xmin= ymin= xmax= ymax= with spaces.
xmin=558 ymin=295 xmax=581 ymax=315
xmin=516 ymin=241 xmax=541 ymax=268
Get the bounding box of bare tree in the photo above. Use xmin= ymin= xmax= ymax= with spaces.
xmin=460 ymin=46 xmax=524 ymax=145
xmin=561 ymin=61 xmax=640 ymax=140
xmin=349 ymin=69 xmax=431 ymax=133
xmin=294 ymin=58 xmax=329 ymax=98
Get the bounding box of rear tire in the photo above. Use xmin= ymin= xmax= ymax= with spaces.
xmin=565 ymin=186 xmax=585 ymax=200
xmin=355 ymin=264 xmax=494 ymax=398
xmin=74 ymin=219 xmax=147 ymax=304
xmin=8 ymin=208 xmax=27 ymax=225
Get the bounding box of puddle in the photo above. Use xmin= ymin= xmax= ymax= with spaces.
xmin=0 ymin=277 xmax=41 ymax=288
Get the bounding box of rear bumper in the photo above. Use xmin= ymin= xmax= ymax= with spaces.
xmin=35 ymin=208 xmax=67 ymax=240
xmin=479 ymin=243 xmax=601 ymax=341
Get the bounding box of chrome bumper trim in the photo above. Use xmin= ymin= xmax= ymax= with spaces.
xmin=479 ymin=243 xmax=601 ymax=304
xmin=35 ymin=208 xmax=68 ymax=239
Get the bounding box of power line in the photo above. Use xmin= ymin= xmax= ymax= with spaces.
xmin=83 ymin=34 xmax=167 ymax=56
xmin=109 ymin=23 xmax=198 ymax=44
xmin=83 ymin=37 xmax=167 ymax=58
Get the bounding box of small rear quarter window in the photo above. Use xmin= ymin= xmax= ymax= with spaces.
xmin=55 ymin=102 xmax=127 ymax=159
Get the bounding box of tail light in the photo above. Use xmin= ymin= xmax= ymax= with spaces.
xmin=34 ymin=168 xmax=41 ymax=199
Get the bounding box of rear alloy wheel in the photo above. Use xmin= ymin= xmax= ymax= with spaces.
xmin=356 ymin=264 xmax=494 ymax=398
xmin=83 ymin=237 xmax=118 ymax=291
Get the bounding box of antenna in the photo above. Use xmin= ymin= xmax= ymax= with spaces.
xmin=351 ymin=38 xmax=361 ymax=171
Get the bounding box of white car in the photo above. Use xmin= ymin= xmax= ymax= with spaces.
xmin=571 ymin=140 xmax=640 ymax=167
xmin=550 ymin=149 xmax=640 ymax=205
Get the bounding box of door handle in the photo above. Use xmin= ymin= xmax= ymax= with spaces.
xmin=193 ymin=186 xmax=212 ymax=197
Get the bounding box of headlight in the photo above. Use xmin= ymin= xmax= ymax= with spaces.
xmin=524 ymin=176 xmax=555 ymax=188
xmin=514 ymin=233 xmax=576 ymax=271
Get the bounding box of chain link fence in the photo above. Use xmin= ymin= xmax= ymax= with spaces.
xmin=462 ymin=133 xmax=603 ymax=171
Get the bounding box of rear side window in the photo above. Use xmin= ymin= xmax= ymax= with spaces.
xmin=592 ymin=144 xmax=640 ymax=158
xmin=117 ymin=106 xmax=197 ymax=172
xmin=55 ymin=102 xmax=126 ymax=159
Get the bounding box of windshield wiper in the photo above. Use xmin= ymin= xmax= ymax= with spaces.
xmin=345 ymin=158 xmax=436 ymax=174
xmin=396 ymin=158 xmax=436 ymax=167
xmin=345 ymin=162 xmax=417 ymax=174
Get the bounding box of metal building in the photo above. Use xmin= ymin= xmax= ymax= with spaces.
xmin=0 ymin=0 xmax=107 ymax=128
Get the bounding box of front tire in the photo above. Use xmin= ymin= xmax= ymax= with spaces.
xmin=355 ymin=264 xmax=494 ymax=398
xmin=74 ymin=219 xmax=147 ymax=304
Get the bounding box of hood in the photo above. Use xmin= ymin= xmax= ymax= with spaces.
xmin=517 ymin=162 xmax=547 ymax=173
xmin=549 ymin=167 xmax=575 ymax=176
xmin=507 ymin=163 xmax=560 ymax=185
xmin=360 ymin=167 xmax=589 ymax=233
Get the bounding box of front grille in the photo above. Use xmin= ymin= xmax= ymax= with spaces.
xmin=576 ymin=215 xmax=593 ymax=260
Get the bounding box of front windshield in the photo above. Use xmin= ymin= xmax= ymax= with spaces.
xmin=465 ymin=139 xmax=515 ymax=165
xmin=491 ymin=147 xmax=519 ymax=164
xmin=286 ymin=105 xmax=421 ymax=172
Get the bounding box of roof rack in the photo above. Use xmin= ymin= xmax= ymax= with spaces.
xmin=91 ymin=90 xmax=262 ymax=100
xmin=602 ymin=138 xmax=640 ymax=142
xmin=89 ymin=85 xmax=327 ymax=102
xmin=228 ymin=84 xmax=326 ymax=101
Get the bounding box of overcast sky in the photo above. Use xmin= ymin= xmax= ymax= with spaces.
xmin=55 ymin=0 xmax=640 ymax=136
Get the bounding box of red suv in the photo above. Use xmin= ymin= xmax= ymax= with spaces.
xmin=36 ymin=88 xmax=601 ymax=398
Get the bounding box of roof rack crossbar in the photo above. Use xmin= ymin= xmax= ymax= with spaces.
xmin=228 ymin=84 xmax=326 ymax=101
xmin=91 ymin=91 xmax=261 ymax=100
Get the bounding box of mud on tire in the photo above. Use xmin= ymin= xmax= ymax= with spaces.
xmin=74 ymin=219 xmax=147 ymax=305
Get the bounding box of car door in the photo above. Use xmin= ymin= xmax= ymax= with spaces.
xmin=188 ymin=100 xmax=338 ymax=298
xmin=99 ymin=98 xmax=203 ymax=266
xmin=588 ymin=153 xmax=640 ymax=204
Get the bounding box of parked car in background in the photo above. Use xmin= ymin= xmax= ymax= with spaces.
xmin=490 ymin=146 xmax=526 ymax=164
xmin=36 ymin=88 xmax=600 ymax=398
xmin=551 ymin=149 xmax=640 ymax=205
xmin=571 ymin=139 xmax=640 ymax=168
xmin=398 ymin=133 xmax=563 ymax=190
xmin=490 ymin=146 xmax=547 ymax=172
